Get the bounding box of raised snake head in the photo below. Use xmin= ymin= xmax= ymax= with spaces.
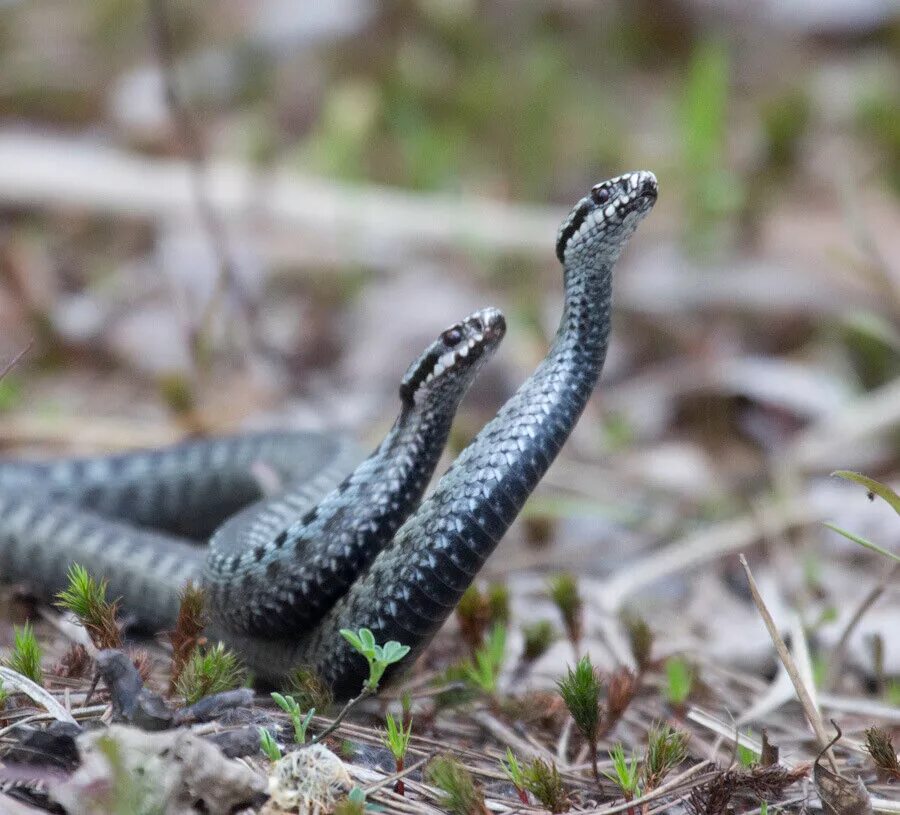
xmin=399 ymin=306 xmax=506 ymax=407
xmin=555 ymin=170 xmax=658 ymax=265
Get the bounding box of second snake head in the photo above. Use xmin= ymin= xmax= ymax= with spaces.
xmin=399 ymin=307 xmax=506 ymax=408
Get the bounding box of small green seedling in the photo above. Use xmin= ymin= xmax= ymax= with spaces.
xmin=736 ymin=732 xmax=759 ymax=768
xmin=7 ymin=622 xmax=43 ymax=685
xmin=334 ymin=787 xmax=368 ymax=815
xmin=175 ymin=642 xmax=245 ymax=704
xmin=623 ymin=614 xmax=654 ymax=672
xmin=887 ymin=680 xmax=900 ymax=707
xmin=456 ymin=585 xmax=490 ymax=651
xmin=523 ymin=758 xmax=569 ymax=813
xmin=56 ymin=563 xmax=123 ymax=650
xmin=462 ymin=623 xmax=506 ymax=694
xmin=664 ymin=656 xmax=693 ymax=709
xmin=864 ymin=726 xmax=900 ymax=780
xmin=339 ymin=628 xmax=410 ymax=691
xmin=500 ymin=748 xmax=529 ymax=804
xmin=426 ymin=755 xmax=485 ymax=815
xmin=547 ymin=572 xmax=582 ymax=647
xmin=557 ymin=655 xmax=602 ymax=780
xmin=521 ymin=620 xmax=556 ymax=663
xmin=169 ymin=582 xmax=207 ymax=692
xmin=486 ymin=583 xmax=510 ymax=624
xmin=643 ymin=724 xmax=687 ymax=790
xmin=382 ymin=712 xmax=413 ymax=794
xmin=258 ymin=727 xmax=282 ymax=762
xmin=271 ymin=692 xmax=315 ymax=744
xmin=603 ymin=743 xmax=641 ymax=799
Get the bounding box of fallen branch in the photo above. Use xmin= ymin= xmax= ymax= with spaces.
xmin=739 ymin=555 xmax=837 ymax=771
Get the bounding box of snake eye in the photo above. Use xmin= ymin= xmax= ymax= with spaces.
xmin=442 ymin=327 xmax=463 ymax=346
xmin=592 ymin=186 xmax=610 ymax=206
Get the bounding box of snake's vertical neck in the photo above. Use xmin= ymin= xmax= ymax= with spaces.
xmin=285 ymin=173 xmax=658 ymax=696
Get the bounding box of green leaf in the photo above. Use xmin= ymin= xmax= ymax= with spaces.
xmin=382 ymin=642 xmax=410 ymax=664
xmin=680 ymin=40 xmax=729 ymax=171
xmin=340 ymin=629 xmax=363 ymax=651
xmin=258 ymin=727 xmax=282 ymax=762
xmin=359 ymin=628 xmax=376 ymax=653
xmin=823 ymin=522 xmax=900 ymax=564
xmin=832 ymin=471 xmax=900 ymax=516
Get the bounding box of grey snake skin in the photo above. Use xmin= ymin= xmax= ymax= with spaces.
xmin=0 ymin=173 xmax=657 ymax=698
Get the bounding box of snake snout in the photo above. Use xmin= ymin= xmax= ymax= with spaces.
xmin=478 ymin=307 xmax=506 ymax=342
xmin=638 ymin=171 xmax=658 ymax=201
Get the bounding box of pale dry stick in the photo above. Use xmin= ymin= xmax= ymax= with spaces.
xmin=597 ymin=499 xmax=818 ymax=615
xmin=0 ymin=702 xmax=106 ymax=728
xmin=35 ymin=606 xmax=95 ymax=651
xmin=824 ymin=560 xmax=900 ymax=691
xmin=556 ymin=716 xmax=573 ymax=763
xmin=470 ymin=708 xmax=559 ymax=764
xmin=0 ymin=342 xmax=31 ymax=381
xmin=687 ymin=707 xmax=764 ymax=763
xmin=596 ymin=612 xmax=636 ymax=670
xmin=360 ymin=756 xmax=429 ymax=797
xmin=738 ymin=555 xmax=837 ymax=772
xmin=0 ymin=668 xmax=76 ymax=724
xmin=0 ymin=133 xmax=562 ymax=263
xmin=0 ymin=713 xmax=45 ymax=738
xmin=309 ymin=685 xmax=375 ymax=745
xmin=787 ymin=612 xmax=822 ymax=727
xmin=350 ymin=767 xmax=446 ymax=815
xmin=819 ymin=693 xmax=900 ymax=724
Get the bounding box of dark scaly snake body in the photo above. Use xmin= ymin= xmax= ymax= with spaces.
xmin=0 ymin=432 xmax=358 ymax=631
xmin=0 ymin=308 xmax=505 ymax=635
xmin=0 ymin=173 xmax=657 ymax=697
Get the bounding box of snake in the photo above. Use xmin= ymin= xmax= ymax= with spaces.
xmin=0 ymin=172 xmax=657 ymax=698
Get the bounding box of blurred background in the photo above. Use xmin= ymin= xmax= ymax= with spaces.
xmin=0 ymin=1 xmax=897 ymax=691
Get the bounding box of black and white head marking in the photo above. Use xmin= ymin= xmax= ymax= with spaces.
xmin=555 ymin=171 xmax=658 ymax=263
xmin=399 ymin=307 xmax=506 ymax=406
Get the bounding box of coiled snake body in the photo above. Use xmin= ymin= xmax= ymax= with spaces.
xmin=0 ymin=173 xmax=657 ymax=698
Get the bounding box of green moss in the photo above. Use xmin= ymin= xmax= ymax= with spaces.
xmin=6 ymin=622 xmax=43 ymax=685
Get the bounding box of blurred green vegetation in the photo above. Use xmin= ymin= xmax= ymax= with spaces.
xmin=676 ymin=39 xmax=742 ymax=255
xmin=300 ymin=2 xmax=641 ymax=200
xmin=0 ymin=376 xmax=23 ymax=413
xmin=858 ymin=87 xmax=900 ymax=193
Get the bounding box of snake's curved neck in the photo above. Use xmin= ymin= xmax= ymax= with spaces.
xmin=292 ymin=251 xmax=621 ymax=696
xmin=209 ymin=396 xmax=465 ymax=636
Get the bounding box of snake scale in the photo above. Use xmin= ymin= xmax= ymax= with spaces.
xmin=0 ymin=172 xmax=657 ymax=698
